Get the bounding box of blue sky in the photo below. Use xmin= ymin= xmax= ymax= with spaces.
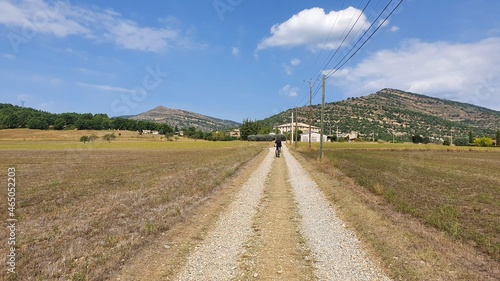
xmin=0 ymin=0 xmax=499 ymax=122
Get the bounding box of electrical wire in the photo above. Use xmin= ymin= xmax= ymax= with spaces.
xmin=296 ymin=0 xmax=376 ymax=106
xmin=296 ymin=0 xmax=348 ymax=107
xmin=324 ymin=0 xmax=404 ymax=79
xmin=294 ymin=0 xmax=404 ymax=107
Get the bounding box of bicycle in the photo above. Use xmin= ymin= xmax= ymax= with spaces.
xmin=274 ymin=138 xmax=282 ymax=158
xmin=275 ymin=146 xmax=281 ymax=158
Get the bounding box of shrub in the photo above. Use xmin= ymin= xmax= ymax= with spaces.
xmin=247 ymin=134 xmax=286 ymax=142
xmin=412 ymin=135 xmax=423 ymax=144
xmin=80 ymin=135 xmax=89 ymax=143
xmin=102 ymin=133 xmax=116 ymax=143
xmin=88 ymin=135 xmax=99 ymax=142
xmin=453 ymin=137 xmax=468 ymax=146
xmin=473 ymin=137 xmax=493 ymax=147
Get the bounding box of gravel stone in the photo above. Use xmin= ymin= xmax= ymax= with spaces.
xmin=284 ymin=146 xmax=391 ymax=281
xmin=176 ymin=148 xmax=274 ymax=280
xmin=176 ymin=146 xmax=391 ymax=280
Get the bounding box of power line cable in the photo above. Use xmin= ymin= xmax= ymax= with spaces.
xmin=297 ymin=0 xmax=377 ymax=107
xmin=295 ymin=0 xmax=404 ymax=108
xmin=296 ymin=0 xmax=348 ymax=107
xmin=325 ymin=0 xmax=404 ymax=78
xmin=318 ymin=0 xmax=373 ymax=76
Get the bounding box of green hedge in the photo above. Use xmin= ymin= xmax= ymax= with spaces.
xmin=247 ymin=134 xmax=286 ymax=141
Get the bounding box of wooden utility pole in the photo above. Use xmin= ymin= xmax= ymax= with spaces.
xmin=320 ymin=75 xmax=325 ymax=161
xmin=291 ymin=111 xmax=294 ymax=145
xmin=295 ymin=107 xmax=299 ymax=148
xmin=306 ymin=81 xmax=313 ymax=149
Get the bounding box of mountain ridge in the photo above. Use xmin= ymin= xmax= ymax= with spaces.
xmin=261 ymin=88 xmax=500 ymax=142
xmin=129 ymin=106 xmax=241 ymax=131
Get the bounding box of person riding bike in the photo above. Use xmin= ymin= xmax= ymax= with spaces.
xmin=274 ymin=138 xmax=282 ymax=158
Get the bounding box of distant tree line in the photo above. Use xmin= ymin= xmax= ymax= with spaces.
xmin=247 ymin=134 xmax=286 ymax=142
xmin=444 ymin=130 xmax=500 ymax=147
xmin=411 ymin=135 xmax=430 ymax=144
xmin=181 ymin=126 xmax=238 ymax=141
xmin=0 ymin=103 xmax=173 ymax=134
xmin=239 ymin=118 xmax=278 ymax=140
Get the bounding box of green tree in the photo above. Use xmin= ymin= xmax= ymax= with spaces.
xmin=412 ymin=135 xmax=423 ymax=144
xmin=183 ymin=127 xmax=197 ymax=138
xmin=53 ymin=117 xmax=66 ymax=130
xmin=473 ymin=137 xmax=493 ymax=147
xmin=454 ymin=137 xmax=468 ymax=146
xmin=158 ymin=123 xmax=173 ymax=135
xmin=102 ymin=133 xmax=116 ymax=143
xmin=80 ymin=135 xmax=89 ymax=143
xmin=240 ymin=119 xmax=259 ymax=140
xmin=213 ymin=131 xmax=226 ymax=141
xmin=27 ymin=116 xmax=49 ymax=129
xmin=90 ymin=115 xmax=110 ymax=130
xmin=60 ymin=113 xmax=79 ymax=126
xmin=468 ymin=131 xmax=474 ymax=144
xmin=75 ymin=118 xmax=91 ymax=130
xmin=191 ymin=129 xmax=205 ymax=140
xmin=496 ymin=130 xmax=500 ymax=147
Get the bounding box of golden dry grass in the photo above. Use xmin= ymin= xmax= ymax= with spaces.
xmin=0 ymin=132 xmax=265 ymax=281
xmin=0 ymin=128 xmax=140 ymax=141
xmin=292 ymin=142 xmax=500 ymax=280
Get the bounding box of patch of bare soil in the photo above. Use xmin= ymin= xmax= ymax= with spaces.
xmin=113 ymin=147 xmax=269 ymax=280
xmin=235 ymin=154 xmax=315 ymax=280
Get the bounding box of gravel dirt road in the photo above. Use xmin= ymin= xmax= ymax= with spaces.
xmin=116 ymin=145 xmax=390 ymax=280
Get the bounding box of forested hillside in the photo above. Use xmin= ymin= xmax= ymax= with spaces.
xmin=0 ymin=104 xmax=173 ymax=134
xmin=260 ymin=89 xmax=500 ymax=143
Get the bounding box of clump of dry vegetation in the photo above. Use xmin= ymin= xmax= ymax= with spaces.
xmin=0 ymin=136 xmax=263 ymax=281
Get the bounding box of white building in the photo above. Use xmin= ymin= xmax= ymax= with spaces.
xmin=300 ymin=132 xmax=328 ymax=143
xmin=230 ymin=128 xmax=240 ymax=137
xmin=341 ymin=131 xmax=358 ymax=141
xmin=142 ymin=129 xmax=159 ymax=135
xmin=275 ymin=122 xmax=320 ymax=134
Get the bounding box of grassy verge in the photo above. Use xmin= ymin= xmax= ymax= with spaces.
xmin=0 ymin=139 xmax=264 ymax=281
xmin=292 ymin=142 xmax=499 ymax=280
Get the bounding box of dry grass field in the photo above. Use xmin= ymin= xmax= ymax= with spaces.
xmin=295 ymin=142 xmax=500 ymax=279
xmin=0 ymin=129 xmax=265 ymax=281
xmin=2 ymin=129 xmax=499 ymax=280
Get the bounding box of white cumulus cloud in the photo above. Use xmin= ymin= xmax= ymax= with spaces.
xmin=0 ymin=0 xmax=196 ymax=53
xmin=280 ymin=84 xmax=299 ymax=97
xmin=257 ymin=6 xmax=369 ymax=51
xmin=330 ymin=38 xmax=500 ymax=110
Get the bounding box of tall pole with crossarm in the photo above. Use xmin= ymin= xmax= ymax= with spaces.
xmin=304 ymin=80 xmax=313 ymax=149
xmin=320 ymin=75 xmax=325 ymax=161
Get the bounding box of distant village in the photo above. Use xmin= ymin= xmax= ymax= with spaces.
xmin=142 ymin=120 xmax=498 ymax=146
xmin=203 ymin=122 xmax=360 ymax=143
xmin=273 ymin=122 xmax=359 ymax=143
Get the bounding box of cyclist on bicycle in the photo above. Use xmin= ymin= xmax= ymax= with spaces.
xmin=274 ymin=138 xmax=282 ymax=158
